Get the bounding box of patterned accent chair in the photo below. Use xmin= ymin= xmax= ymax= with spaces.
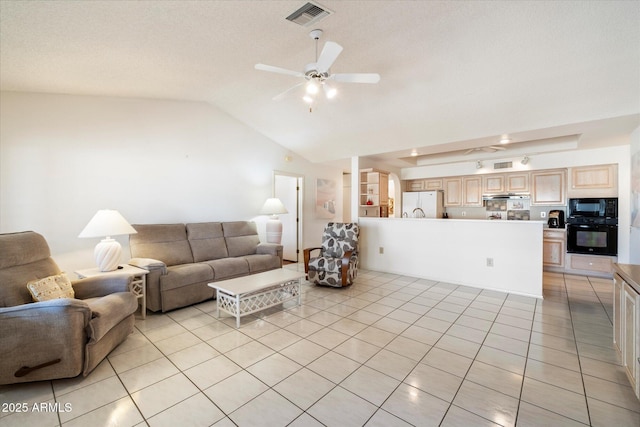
xmin=304 ymin=222 xmax=359 ymax=287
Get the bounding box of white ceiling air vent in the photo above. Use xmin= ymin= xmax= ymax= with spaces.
xmin=494 ymin=161 xmax=513 ymax=170
xmin=286 ymin=2 xmax=332 ymax=27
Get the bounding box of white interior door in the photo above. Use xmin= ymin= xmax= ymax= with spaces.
xmin=275 ymin=173 xmax=302 ymax=263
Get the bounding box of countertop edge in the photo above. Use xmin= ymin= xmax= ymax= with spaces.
xmin=613 ymin=263 xmax=640 ymax=294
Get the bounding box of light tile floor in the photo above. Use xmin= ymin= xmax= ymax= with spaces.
xmin=2 ymin=266 xmax=640 ymax=426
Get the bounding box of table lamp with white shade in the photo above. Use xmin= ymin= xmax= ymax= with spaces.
xmin=260 ymin=198 xmax=288 ymax=244
xmin=78 ymin=210 xmax=137 ymax=272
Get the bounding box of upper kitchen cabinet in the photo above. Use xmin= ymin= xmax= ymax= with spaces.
xmin=406 ymin=178 xmax=443 ymax=192
xmin=568 ymin=164 xmax=618 ymax=198
xmin=463 ymin=177 xmax=483 ymax=207
xmin=483 ymin=175 xmax=505 ymax=194
xmin=506 ymin=173 xmax=530 ymax=193
xmin=424 ymin=178 xmax=444 ymax=191
xmin=531 ymin=169 xmax=566 ymax=205
xmin=444 ymin=177 xmax=463 ymax=207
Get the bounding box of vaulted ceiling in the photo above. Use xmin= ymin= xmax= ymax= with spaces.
xmin=1 ymin=1 xmax=639 ymax=168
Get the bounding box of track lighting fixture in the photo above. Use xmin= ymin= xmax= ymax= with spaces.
xmin=521 ymin=156 xmax=529 ymax=165
xmin=476 ymin=160 xmax=483 ymax=169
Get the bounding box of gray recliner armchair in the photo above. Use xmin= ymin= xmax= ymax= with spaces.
xmin=304 ymin=222 xmax=360 ymax=287
xmin=0 ymin=231 xmax=138 ymax=385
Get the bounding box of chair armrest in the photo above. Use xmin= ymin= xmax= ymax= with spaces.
xmin=0 ymin=299 xmax=91 ymax=384
xmin=340 ymin=250 xmax=354 ymax=286
xmin=129 ymin=257 xmax=167 ymax=274
xmin=303 ymin=247 xmax=322 ymax=275
xmin=85 ymin=292 xmax=138 ymax=342
xmin=257 ymin=243 xmax=283 ymax=266
xmin=71 ymin=275 xmax=131 ymax=300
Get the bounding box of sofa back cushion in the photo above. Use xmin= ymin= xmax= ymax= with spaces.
xmin=186 ymin=222 xmax=229 ymax=262
xmin=222 ymin=222 xmax=260 ymax=257
xmin=0 ymin=231 xmax=62 ymax=307
xmin=130 ymin=224 xmax=193 ymax=266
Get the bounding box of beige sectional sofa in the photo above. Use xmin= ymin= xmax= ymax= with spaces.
xmin=129 ymin=221 xmax=282 ymax=313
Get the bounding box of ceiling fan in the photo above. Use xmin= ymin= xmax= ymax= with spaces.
xmin=464 ymin=146 xmax=507 ymax=155
xmin=255 ymin=29 xmax=380 ymax=108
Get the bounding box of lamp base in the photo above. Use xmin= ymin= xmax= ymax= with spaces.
xmin=265 ymin=216 xmax=283 ymax=244
xmin=94 ymin=238 xmax=121 ymax=272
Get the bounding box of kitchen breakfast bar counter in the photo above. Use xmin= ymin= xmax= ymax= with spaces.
xmin=359 ymin=217 xmax=544 ymax=298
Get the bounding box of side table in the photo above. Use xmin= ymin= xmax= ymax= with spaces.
xmin=75 ymin=264 xmax=149 ymax=319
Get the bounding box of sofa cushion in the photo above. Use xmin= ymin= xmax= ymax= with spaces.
xmin=186 ymin=222 xmax=229 ymax=262
xmin=159 ymin=263 xmax=214 ymax=292
xmin=130 ymin=224 xmax=193 ymax=266
xmin=27 ymin=273 xmax=74 ymax=302
xmin=243 ymin=254 xmax=281 ymax=273
xmin=223 ymin=222 xmax=260 ymax=257
xmin=204 ymin=258 xmax=250 ymax=280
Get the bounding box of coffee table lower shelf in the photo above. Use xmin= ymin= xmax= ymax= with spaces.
xmin=209 ymin=269 xmax=304 ymax=328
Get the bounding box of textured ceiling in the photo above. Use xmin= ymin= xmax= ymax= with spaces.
xmin=1 ymin=1 xmax=639 ymax=166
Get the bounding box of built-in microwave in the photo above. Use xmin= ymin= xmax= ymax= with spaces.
xmin=567 ymin=198 xmax=617 ymax=222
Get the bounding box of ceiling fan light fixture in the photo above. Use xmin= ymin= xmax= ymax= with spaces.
xmin=306 ymin=81 xmax=319 ymax=95
xmin=500 ymin=136 xmax=512 ymax=144
xmin=303 ymin=95 xmax=314 ymax=103
xmin=323 ymin=83 xmax=337 ymax=99
xmin=410 ymin=149 xmax=418 ymax=157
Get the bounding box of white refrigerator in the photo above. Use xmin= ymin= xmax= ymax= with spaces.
xmin=402 ymin=191 xmax=444 ymax=218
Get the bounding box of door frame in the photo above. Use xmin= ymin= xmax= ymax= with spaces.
xmin=273 ymin=171 xmax=304 ymax=263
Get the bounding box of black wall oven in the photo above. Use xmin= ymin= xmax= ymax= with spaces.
xmin=567 ymin=223 xmax=618 ymax=256
xmin=566 ymin=198 xmax=618 ymax=256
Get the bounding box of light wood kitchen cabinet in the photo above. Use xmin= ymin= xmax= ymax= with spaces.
xmin=613 ymin=266 xmax=640 ymax=400
xmin=463 ymin=177 xmax=483 ymax=207
xmin=444 ymin=178 xmax=463 ymax=207
xmin=568 ymin=164 xmax=618 ymax=197
xmin=569 ymin=254 xmax=613 ymax=274
xmin=506 ymin=173 xmax=530 ymax=193
xmin=406 ymin=179 xmax=424 ymax=191
xmin=623 ymin=282 xmax=638 ymax=398
xmin=483 ymin=175 xmax=505 ymax=194
xmin=424 ymin=178 xmax=443 ymax=190
xmin=543 ymin=229 xmax=565 ymax=268
xmin=531 ymin=169 xmax=566 ymax=205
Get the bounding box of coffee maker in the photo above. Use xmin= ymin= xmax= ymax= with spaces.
xmin=548 ymin=210 xmax=565 ymax=228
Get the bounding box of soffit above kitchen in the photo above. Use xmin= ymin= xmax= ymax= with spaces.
xmin=0 ymin=1 xmax=638 ymax=165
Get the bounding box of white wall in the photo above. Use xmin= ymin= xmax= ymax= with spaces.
xmin=0 ymin=92 xmax=343 ymax=273
xmin=359 ymin=217 xmax=544 ymax=298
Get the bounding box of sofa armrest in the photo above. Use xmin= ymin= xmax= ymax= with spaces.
xmin=0 ymin=299 xmax=91 ymax=384
xmin=257 ymin=243 xmax=283 ymax=266
xmin=71 ymin=275 xmax=131 ymax=300
xmin=129 ymin=257 xmax=167 ymax=274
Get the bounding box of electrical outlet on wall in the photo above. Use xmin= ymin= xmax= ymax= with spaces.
xmin=486 ymin=258 xmax=494 ymax=267
xmin=541 ymin=212 xmax=546 ymax=218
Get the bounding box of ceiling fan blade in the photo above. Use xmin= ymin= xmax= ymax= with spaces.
xmin=464 ymin=148 xmax=476 ymax=155
xmin=316 ymin=41 xmax=343 ymax=73
xmin=489 ymin=145 xmax=507 ymax=151
xmin=272 ymin=82 xmax=305 ymax=101
xmin=255 ymin=63 xmax=303 ymax=78
xmin=332 ymin=73 xmax=381 ymax=84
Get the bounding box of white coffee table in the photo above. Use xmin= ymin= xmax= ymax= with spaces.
xmin=208 ymin=268 xmax=305 ymax=328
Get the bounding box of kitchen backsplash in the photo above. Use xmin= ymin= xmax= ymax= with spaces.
xmin=445 ymin=205 xmax=565 ymax=220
